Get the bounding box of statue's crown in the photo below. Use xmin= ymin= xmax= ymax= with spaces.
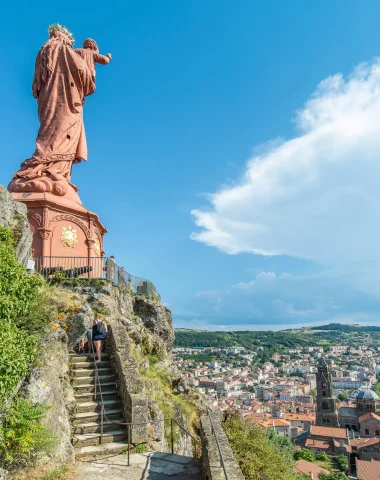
xmin=48 ymin=24 xmax=75 ymax=45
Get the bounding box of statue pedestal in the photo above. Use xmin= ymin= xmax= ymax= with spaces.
xmin=11 ymin=191 xmax=107 ymax=266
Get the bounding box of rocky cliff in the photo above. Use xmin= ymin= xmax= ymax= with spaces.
xmin=0 ymin=187 xmax=197 ymax=469
xmin=60 ymin=280 xmax=196 ymax=455
xmin=0 ymin=186 xmax=32 ymax=265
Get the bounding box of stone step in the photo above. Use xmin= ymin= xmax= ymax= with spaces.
xmin=74 ymin=382 xmax=116 ymax=394
xmin=72 ymin=418 xmax=125 ymax=434
xmin=72 ymin=375 xmax=115 ymax=386
xmin=69 ymin=353 xmax=110 ymax=363
xmin=70 ymin=367 xmax=113 ymax=378
xmin=74 ymin=441 xmax=130 ymax=459
xmin=76 ymin=399 xmax=121 ymax=413
xmin=74 ymin=389 xmax=118 ymax=402
xmin=71 ymin=360 xmax=112 ymax=369
xmin=72 ymin=429 xmax=127 ymax=447
xmin=72 ymin=408 xmax=124 ymax=425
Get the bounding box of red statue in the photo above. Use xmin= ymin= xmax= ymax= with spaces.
xmin=9 ymin=25 xmax=111 ymax=198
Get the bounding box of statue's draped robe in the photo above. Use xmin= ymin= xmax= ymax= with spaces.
xmin=14 ymin=32 xmax=95 ymax=184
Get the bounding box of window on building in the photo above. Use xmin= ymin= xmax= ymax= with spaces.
xmin=322 ymin=391 xmax=326 ymax=397
xmin=365 ymin=429 xmax=370 ymax=435
xmin=376 ymin=430 xmax=380 ymax=436
xmin=322 ymin=402 xmax=329 ymax=410
xmin=323 ymin=418 xmax=330 ymax=424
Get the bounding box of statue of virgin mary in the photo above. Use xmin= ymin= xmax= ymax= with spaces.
xmin=9 ymin=25 xmax=97 ymax=197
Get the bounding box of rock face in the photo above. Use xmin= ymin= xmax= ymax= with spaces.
xmin=0 ymin=185 xmax=32 ymax=265
xmin=61 ymin=281 xmax=193 ymax=455
xmin=24 ymin=329 xmax=75 ymax=464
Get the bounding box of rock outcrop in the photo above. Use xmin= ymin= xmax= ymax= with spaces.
xmin=24 ymin=329 xmax=76 ymax=464
xmin=61 ymin=280 xmax=194 ymax=455
xmin=0 ymin=185 xmax=32 ymax=265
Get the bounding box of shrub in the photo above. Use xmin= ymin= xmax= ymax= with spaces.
xmin=333 ymin=454 xmax=349 ymax=472
xmin=0 ymin=399 xmax=55 ymax=470
xmin=223 ymin=414 xmax=300 ymax=480
xmin=0 ymin=322 xmax=38 ymax=402
xmin=315 ymin=452 xmax=329 ymax=462
xmin=0 ymin=226 xmax=42 ymax=322
xmin=294 ymin=447 xmax=315 ymax=462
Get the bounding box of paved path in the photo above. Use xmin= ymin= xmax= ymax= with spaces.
xmin=75 ymin=452 xmax=203 ymax=479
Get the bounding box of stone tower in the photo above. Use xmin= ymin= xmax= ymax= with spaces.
xmin=316 ymin=357 xmax=340 ymax=427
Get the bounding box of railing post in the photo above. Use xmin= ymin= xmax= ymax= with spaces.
xmin=171 ymin=418 xmax=174 ymax=454
xmin=128 ymin=424 xmax=131 ymax=466
xmin=100 ymin=405 xmax=104 ymax=445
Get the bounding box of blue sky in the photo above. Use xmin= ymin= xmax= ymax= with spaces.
xmin=3 ymin=1 xmax=380 ymax=330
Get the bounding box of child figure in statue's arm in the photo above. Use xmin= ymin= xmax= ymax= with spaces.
xmin=74 ymin=38 xmax=112 ymax=82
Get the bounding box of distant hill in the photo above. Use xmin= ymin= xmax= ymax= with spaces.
xmin=174 ymin=329 xmax=329 ymax=351
xmin=308 ymin=323 xmax=380 ymax=332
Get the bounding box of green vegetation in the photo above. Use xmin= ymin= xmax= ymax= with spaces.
xmin=319 ymin=474 xmax=349 ymax=480
xmin=332 ymin=454 xmax=349 ymax=473
xmin=223 ymin=413 xmax=303 ymax=480
xmin=174 ymin=329 xmax=329 ymax=352
xmin=294 ymin=448 xmax=315 ymax=462
xmin=0 ymin=399 xmax=55 ymax=468
xmin=0 ymin=226 xmax=69 ymax=471
xmin=138 ymin=349 xmax=198 ymax=444
xmin=0 ymin=226 xmax=42 ymax=322
xmin=40 ymin=464 xmax=70 ymax=480
xmin=0 ymin=321 xmax=38 ymax=401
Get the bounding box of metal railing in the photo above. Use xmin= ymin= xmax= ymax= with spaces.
xmin=206 ymin=407 xmax=229 ymax=480
xmin=77 ymin=339 xmax=200 ymax=464
xmin=33 ymin=256 xmax=160 ymax=300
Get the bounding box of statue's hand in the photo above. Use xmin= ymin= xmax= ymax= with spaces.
xmin=107 ymin=53 xmax=112 ymax=61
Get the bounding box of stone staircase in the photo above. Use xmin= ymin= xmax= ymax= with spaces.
xmin=69 ymin=353 xmax=130 ymax=458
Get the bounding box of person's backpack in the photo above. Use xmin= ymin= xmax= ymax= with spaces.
xmin=95 ymin=321 xmax=106 ymax=335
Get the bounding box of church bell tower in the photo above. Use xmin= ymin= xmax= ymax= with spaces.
xmin=316 ymin=357 xmax=340 ymax=427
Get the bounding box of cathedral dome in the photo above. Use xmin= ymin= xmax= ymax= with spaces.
xmin=357 ymin=389 xmax=379 ymax=400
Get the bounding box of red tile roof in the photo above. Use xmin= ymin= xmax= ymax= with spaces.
xmin=310 ymin=425 xmax=347 ymax=439
xmin=305 ymin=439 xmax=331 ymax=450
xmin=360 ymin=412 xmax=380 ymax=423
xmin=357 ymin=459 xmax=380 ymax=480
xmin=294 ymin=460 xmax=329 ymax=477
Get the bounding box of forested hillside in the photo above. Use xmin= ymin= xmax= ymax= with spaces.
xmin=174 ymin=329 xmax=328 ymax=351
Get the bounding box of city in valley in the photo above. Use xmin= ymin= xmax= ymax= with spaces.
xmin=174 ymin=324 xmax=380 ymax=474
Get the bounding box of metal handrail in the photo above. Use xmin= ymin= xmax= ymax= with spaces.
xmin=33 ymin=256 xmax=160 ymax=300
xmin=206 ymin=406 xmax=229 ymax=480
xmin=79 ymin=339 xmax=201 ymax=465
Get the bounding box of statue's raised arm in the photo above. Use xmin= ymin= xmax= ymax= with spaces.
xmin=9 ymin=24 xmax=110 ymax=200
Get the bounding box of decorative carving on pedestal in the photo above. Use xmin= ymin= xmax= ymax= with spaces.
xmin=60 ymin=226 xmax=79 ymax=248
xmin=48 ymin=214 xmax=91 ymax=240
xmin=39 ymin=228 xmax=52 ymax=239
xmin=27 ymin=212 xmax=42 ymax=227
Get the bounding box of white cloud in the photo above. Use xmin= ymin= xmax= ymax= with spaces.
xmin=181 ymin=270 xmax=380 ymax=328
xmin=191 ymin=59 xmax=380 ymax=293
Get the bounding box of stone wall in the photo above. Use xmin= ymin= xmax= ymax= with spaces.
xmin=0 ymin=185 xmax=32 ymax=265
xmin=200 ymin=412 xmax=244 ymax=480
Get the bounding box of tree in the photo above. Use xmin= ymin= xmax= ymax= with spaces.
xmin=338 ymin=392 xmax=348 ymax=402
xmin=294 ymin=448 xmax=315 ymax=462
xmin=315 ymin=452 xmax=329 ymax=462
xmin=319 ymin=473 xmax=349 ymax=480
xmin=223 ymin=414 xmax=299 ymax=480
xmin=333 ymin=454 xmax=349 ymax=473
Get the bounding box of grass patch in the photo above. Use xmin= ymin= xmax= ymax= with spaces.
xmin=139 ymin=362 xmax=198 ymax=444
xmin=40 ymin=464 xmax=70 ymax=480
